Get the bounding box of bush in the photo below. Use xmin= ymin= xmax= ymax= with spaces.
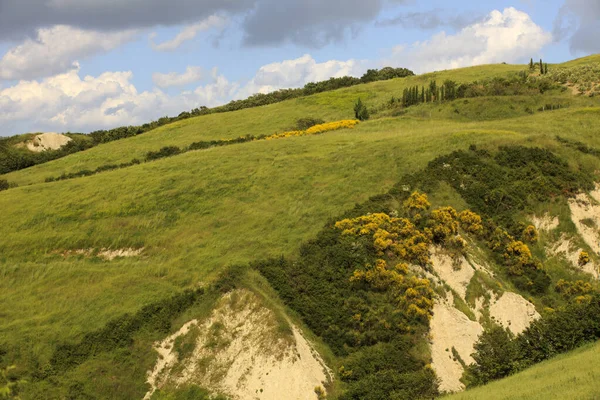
xmin=0 ymin=180 xmax=9 ymax=191
xmin=354 ymin=98 xmax=370 ymax=121
xmin=145 ymin=146 xmax=182 ymax=161
xmin=295 ymin=117 xmax=325 ymax=131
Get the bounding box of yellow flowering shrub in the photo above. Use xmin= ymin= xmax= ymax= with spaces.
xmin=265 ymin=130 xmax=305 ymax=140
xmin=504 ymin=240 xmax=535 ymax=275
xmin=305 ymin=119 xmax=360 ymax=134
xmin=266 ymin=119 xmax=359 ymax=140
xmin=458 ymin=210 xmax=484 ymax=235
xmin=403 ymin=191 xmax=431 ymax=215
xmin=522 ymin=225 xmax=539 ymax=243
xmin=578 ymin=251 xmax=590 ymax=266
xmin=429 ymin=207 xmax=459 ymax=243
xmin=555 ymin=279 xmax=594 ymax=300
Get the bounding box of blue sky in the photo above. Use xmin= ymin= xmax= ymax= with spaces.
xmin=0 ymin=0 xmax=598 ymax=136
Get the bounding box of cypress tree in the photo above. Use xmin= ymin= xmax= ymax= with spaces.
xmin=421 ymin=86 xmax=425 ymax=103
xmin=529 ymin=58 xmax=534 ymax=70
xmin=539 ymin=59 xmax=543 ymax=74
xmin=544 ymin=63 xmax=548 ymax=75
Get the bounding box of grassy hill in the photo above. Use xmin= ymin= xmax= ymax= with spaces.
xmin=1 ymin=55 xmax=600 ymax=399
xmin=445 ymin=341 xmax=600 ymax=400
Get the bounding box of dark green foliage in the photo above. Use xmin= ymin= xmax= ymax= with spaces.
xmin=253 ymin=191 xmax=437 ymax=398
xmin=556 ymin=136 xmax=600 ymax=157
xmin=468 ymin=294 xmax=600 ymax=386
xmin=45 ymin=288 xmax=204 ymax=375
xmin=354 ymin=98 xmax=370 ymax=121
xmin=394 ymin=74 xmax=560 ymax=112
xmin=295 ymin=117 xmax=325 ymax=131
xmin=427 ymin=146 xmax=593 ymax=232
xmin=466 ymin=325 xmax=517 ymax=386
xmin=0 ymin=179 xmax=8 ymax=191
xmin=188 ymin=135 xmax=257 ymax=151
xmin=0 ymin=134 xmax=94 ymax=175
xmin=529 ymin=58 xmax=535 ymax=70
xmin=145 ymin=146 xmax=182 ymax=161
xmin=359 ymin=67 xmax=414 ymax=83
xmin=45 ymin=159 xmax=141 ymax=182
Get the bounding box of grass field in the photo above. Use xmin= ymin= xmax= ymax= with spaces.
xmin=1 ymin=55 xmax=600 ymax=399
xmin=446 ymin=341 xmax=600 ymax=400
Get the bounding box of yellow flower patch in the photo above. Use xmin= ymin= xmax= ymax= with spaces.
xmin=265 ymin=119 xmax=359 ymax=140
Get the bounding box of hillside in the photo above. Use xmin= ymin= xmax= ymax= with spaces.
xmin=445 ymin=341 xmax=600 ymax=400
xmin=1 ymin=55 xmax=600 ymax=399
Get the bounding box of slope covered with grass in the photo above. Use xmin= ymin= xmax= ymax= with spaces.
xmin=1 ymin=55 xmax=600 ymax=399
xmin=445 ymin=341 xmax=600 ymax=400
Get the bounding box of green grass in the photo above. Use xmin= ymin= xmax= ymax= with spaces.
xmin=445 ymin=341 xmax=600 ymax=400
xmin=1 ymin=55 xmax=600 ymax=398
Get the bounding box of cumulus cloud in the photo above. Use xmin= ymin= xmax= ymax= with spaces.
xmin=0 ymin=67 xmax=238 ymax=135
xmin=0 ymin=25 xmax=138 ymax=81
xmin=554 ymin=0 xmax=600 ymax=53
xmin=150 ymin=15 xmax=228 ymax=52
xmin=0 ymin=53 xmax=365 ymax=135
xmin=152 ymin=66 xmax=205 ymax=88
xmin=236 ymin=54 xmax=366 ymax=97
xmin=387 ymin=8 xmax=552 ymax=73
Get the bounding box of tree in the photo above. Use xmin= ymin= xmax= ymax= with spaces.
xmin=539 ymin=59 xmax=544 ymax=74
xmin=354 ymin=98 xmax=370 ymax=121
xmin=529 ymin=58 xmax=534 ymax=70
xmin=544 ymin=63 xmax=548 ymax=75
xmin=466 ymin=325 xmax=517 ymax=386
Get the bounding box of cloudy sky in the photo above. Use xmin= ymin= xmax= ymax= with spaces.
xmin=0 ymin=0 xmax=598 ymax=136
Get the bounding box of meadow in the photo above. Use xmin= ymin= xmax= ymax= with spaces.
xmin=1 ymin=55 xmax=600 ymax=399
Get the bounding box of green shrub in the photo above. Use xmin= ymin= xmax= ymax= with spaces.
xmin=354 ymin=98 xmax=370 ymax=121
xmin=295 ymin=117 xmax=325 ymax=131
xmin=145 ymin=146 xmax=182 ymax=161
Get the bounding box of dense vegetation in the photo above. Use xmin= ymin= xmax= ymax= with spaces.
xmin=467 ymin=293 xmax=600 ymax=386
xmin=254 ymin=143 xmax=596 ymax=398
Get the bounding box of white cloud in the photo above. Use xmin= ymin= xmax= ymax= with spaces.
xmin=387 ymin=7 xmax=552 ymax=73
xmin=0 ymin=53 xmax=366 ymax=135
xmin=0 ymin=66 xmax=238 ymax=135
xmin=237 ymin=54 xmax=366 ymax=98
xmin=150 ymin=15 xmax=228 ymax=52
xmin=0 ymin=25 xmax=138 ymax=81
xmin=153 ymin=66 xmax=205 ymax=88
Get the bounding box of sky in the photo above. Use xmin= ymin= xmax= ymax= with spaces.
xmin=0 ymin=0 xmax=598 ymax=136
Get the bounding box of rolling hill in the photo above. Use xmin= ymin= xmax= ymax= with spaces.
xmin=1 ymin=55 xmax=600 ymax=400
